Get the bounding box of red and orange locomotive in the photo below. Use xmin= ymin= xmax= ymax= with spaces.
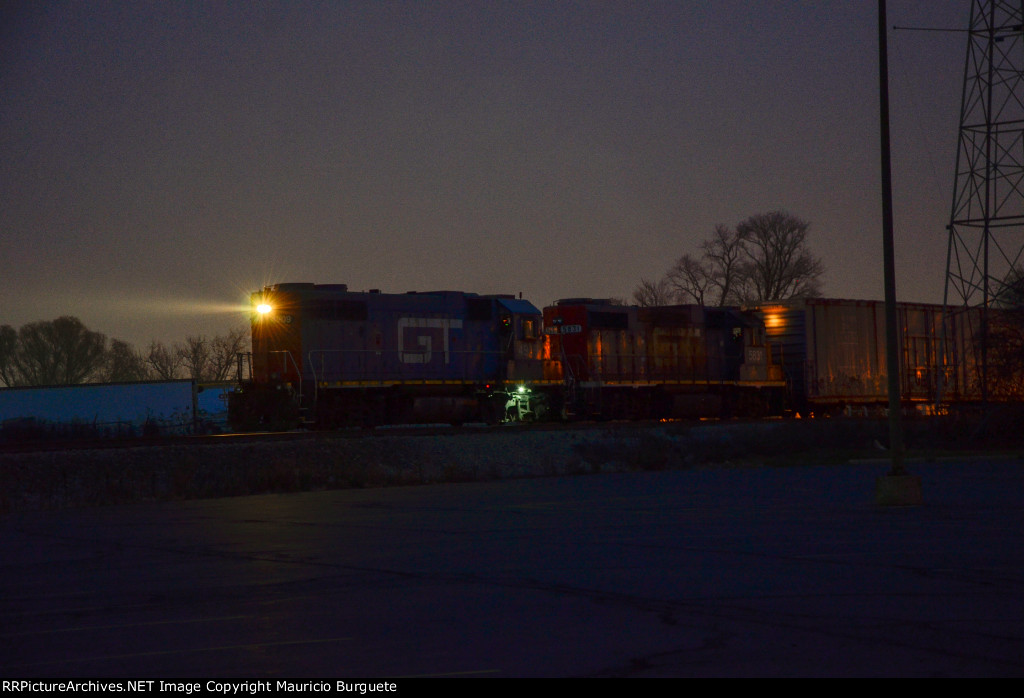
xmin=542 ymin=299 xmax=785 ymax=420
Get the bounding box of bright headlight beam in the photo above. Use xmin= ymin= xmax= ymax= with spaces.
xmin=256 ymin=303 xmax=272 ymax=315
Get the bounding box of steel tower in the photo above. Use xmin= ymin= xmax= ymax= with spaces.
xmin=944 ymin=0 xmax=1024 ymax=401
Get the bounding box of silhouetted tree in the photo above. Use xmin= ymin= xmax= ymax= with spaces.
xmin=178 ymin=336 xmax=212 ymax=382
xmin=632 ymin=278 xmax=675 ymax=307
xmin=146 ymin=340 xmax=183 ymax=380
xmin=103 ymin=339 xmax=150 ymax=382
xmin=145 ymin=328 xmax=249 ymax=382
xmin=4 ymin=317 xmax=108 ymax=385
xmin=987 ymin=266 xmax=1024 ymax=398
xmin=665 ymin=254 xmax=713 ymax=305
xmin=702 ymin=224 xmax=749 ymax=305
xmin=0 ymin=319 xmax=250 ymax=387
xmin=636 ymin=210 xmax=825 ymax=307
xmin=0 ymin=325 xmax=18 ymax=387
xmin=994 ymin=266 xmax=1024 ymax=309
xmin=735 ymin=211 xmax=824 ymax=302
xmin=207 ymin=327 xmax=249 ymax=382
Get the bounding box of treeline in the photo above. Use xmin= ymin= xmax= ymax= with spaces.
xmin=633 ymin=210 xmax=825 ymax=307
xmin=0 ymin=316 xmax=248 ymax=387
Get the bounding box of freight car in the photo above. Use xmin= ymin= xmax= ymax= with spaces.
xmin=753 ymin=298 xmax=996 ymax=416
xmin=542 ymin=299 xmax=786 ymax=419
xmin=231 ymin=284 xmax=1022 ymax=427
xmin=229 ymin=283 xmax=546 ymax=429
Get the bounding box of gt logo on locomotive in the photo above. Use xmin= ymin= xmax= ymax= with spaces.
xmin=397 ymin=317 xmax=463 ymax=364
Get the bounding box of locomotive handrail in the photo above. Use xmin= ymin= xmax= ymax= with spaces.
xmin=237 ymin=349 xmax=303 ymax=409
xmin=577 ymin=351 xmax=722 ymax=384
xmin=299 ymin=345 xmax=782 ymax=387
xmin=305 ymin=348 xmax=514 ymax=386
xmin=271 ymin=350 xmax=302 ymax=405
xmin=235 ymin=352 xmax=252 ymax=382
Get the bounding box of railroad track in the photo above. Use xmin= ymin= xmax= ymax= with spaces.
xmin=0 ymin=418 xmax=711 ymax=455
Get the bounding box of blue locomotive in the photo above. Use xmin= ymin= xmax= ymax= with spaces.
xmin=230 ymin=283 xmax=547 ymax=428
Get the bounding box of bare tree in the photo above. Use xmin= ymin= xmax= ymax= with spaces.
xmin=735 ymin=211 xmax=824 ymax=302
xmin=103 ymin=339 xmax=150 ymax=382
xmin=701 ymin=224 xmax=750 ymax=305
xmin=987 ymin=266 xmax=1024 ymax=398
xmin=208 ymin=327 xmax=249 ymax=382
xmin=995 ymin=265 xmax=1024 ymax=308
xmin=666 ymin=254 xmax=713 ymax=305
xmin=986 ymin=316 xmax=1024 ymax=398
xmin=0 ymin=325 xmax=18 ymax=387
xmin=632 ymin=277 xmax=675 ymax=307
xmin=634 ymin=211 xmax=824 ymax=309
xmin=178 ymin=336 xmax=212 ymax=382
xmin=146 ymin=340 xmax=183 ymax=380
xmin=7 ymin=317 xmax=108 ymax=385
xmin=150 ymin=328 xmax=249 ymax=382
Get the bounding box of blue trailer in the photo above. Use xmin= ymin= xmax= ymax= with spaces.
xmin=0 ymin=379 xmax=197 ymax=440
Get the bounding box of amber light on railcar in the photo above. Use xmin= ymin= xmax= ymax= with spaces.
xmin=763 ymin=311 xmax=785 ymax=329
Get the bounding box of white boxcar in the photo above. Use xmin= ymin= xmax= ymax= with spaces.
xmin=754 ymin=298 xmax=986 ymax=414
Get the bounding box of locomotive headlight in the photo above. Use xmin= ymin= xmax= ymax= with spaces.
xmin=256 ymin=303 xmax=272 ymax=315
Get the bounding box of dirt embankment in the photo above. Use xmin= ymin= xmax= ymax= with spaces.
xmin=2 ymin=416 xmax=1019 ymax=513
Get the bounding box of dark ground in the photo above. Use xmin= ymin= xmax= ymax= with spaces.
xmin=2 ymin=456 xmax=1022 ymax=677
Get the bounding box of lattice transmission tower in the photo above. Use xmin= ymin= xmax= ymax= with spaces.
xmin=944 ymin=0 xmax=1024 ymax=401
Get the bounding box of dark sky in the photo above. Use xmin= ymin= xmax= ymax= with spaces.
xmin=2 ymin=1 xmax=968 ymax=347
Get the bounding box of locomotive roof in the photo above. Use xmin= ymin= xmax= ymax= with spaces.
xmin=750 ymin=297 xmax=945 ymax=311
xmin=257 ymin=283 xmax=540 ymax=313
xmin=495 ymin=297 xmax=541 ymax=315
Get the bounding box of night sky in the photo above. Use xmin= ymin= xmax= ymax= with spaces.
xmin=2 ymin=1 xmax=969 ymax=348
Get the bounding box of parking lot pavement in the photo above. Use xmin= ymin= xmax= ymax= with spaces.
xmin=2 ymin=457 xmax=1022 ymax=677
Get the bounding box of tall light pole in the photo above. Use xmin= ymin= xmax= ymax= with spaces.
xmin=876 ymin=0 xmax=922 ymax=506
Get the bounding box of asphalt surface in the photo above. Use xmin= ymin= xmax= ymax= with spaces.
xmin=2 ymin=457 xmax=1022 ymax=677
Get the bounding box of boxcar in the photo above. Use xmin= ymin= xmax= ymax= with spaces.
xmin=753 ymin=298 xmax=987 ymax=415
xmin=231 ymin=283 xmax=545 ymax=428
xmin=542 ymin=299 xmax=785 ymax=419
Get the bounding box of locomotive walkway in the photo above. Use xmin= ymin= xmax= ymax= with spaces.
xmin=1 ymin=457 xmax=1022 ymax=677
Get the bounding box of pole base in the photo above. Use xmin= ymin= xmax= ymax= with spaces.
xmin=875 ymin=474 xmax=923 ymax=507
